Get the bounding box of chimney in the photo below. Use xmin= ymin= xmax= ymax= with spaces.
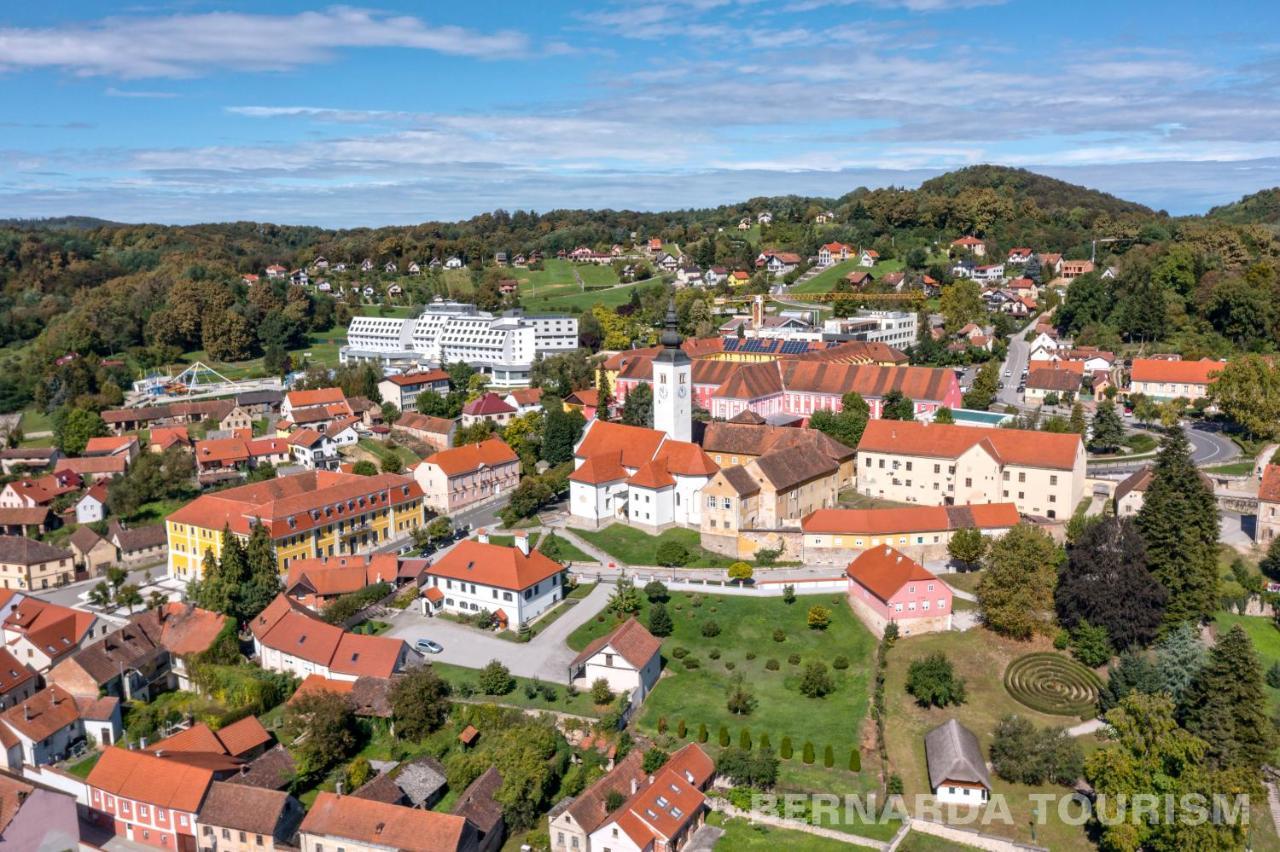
xmin=139 ymin=736 xmax=148 ymax=749
xmin=514 ymin=532 xmax=530 ymax=556
xmin=22 ymin=704 xmax=29 ymax=722
xmin=630 ymin=777 xmax=638 ymax=795
xmin=477 ymin=528 xmax=489 ymax=544
xmin=335 ymin=780 xmax=345 ymax=796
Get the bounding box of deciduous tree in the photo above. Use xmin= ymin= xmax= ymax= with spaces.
xmin=977 ymin=523 xmax=1061 ymax=640
xmin=1056 ymin=516 xmax=1165 ymax=650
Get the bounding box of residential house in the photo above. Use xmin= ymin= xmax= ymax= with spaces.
xmin=0 ymin=447 xmax=60 ymax=476
xmin=568 ymin=617 xmax=662 ymax=701
xmin=817 ymin=242 xmax=850 ymax=266
xmin=0 ymin=648 xmax=36 ymax=711
xmin=702 ymin=421 xmax=857 ymax=486
xmin=855 ymin=419 xmax=1085 ymax=520
xmin=0 ymin=507 xmax=53 ymax=537
xmin=0 ymin=769 xmax=81 ymax=851
xmin=453 ymin=767 xmax=505 ymax=852
xmin=814 ymin=210 xmax=835 ymax=223
xmin=149 ymin=426 xmax=192 ymax=454
xmin=1007 ymin=247 xmax=1033 ymax=264
xmin=87 ymin=746 xmax=217 ymax=850
xmin=412 ymin=437 xmax=520 ymax=515
xmin=75 ymin=482 xmax=110 ymax=525
xmin=378 ymin=369 xmax=451 ymax=412
xmin=288 ymin=429 xmax=340 ymax=471
xmin=1024 ymin=366 xmax=1083 ymax=402
xmin=925 ymin=719 xmax=990 ymax=806
xmin=970 ymin=263 xmax=1005 ymax=283
xmin=755 ymin=250 xmax=801 ymax=275
xmin=101 ymin=399 xmax=235 ymax=435
xmin=757 ymin=211 xmax=773 ymax=224
xmin=0 ymin=537 xmax=74 ymax=592
xmin=84 ymin=435 xmax=140 ymax=464
xmin=1129 ymin=357 xmax=1223 ymax=401
xmin=422 ymin=533 xmax=566 ymax=630
xmin=266 ymin=265 xmax=287 ymax=278
xmin=461 ymin=393 xmax=516 ymax=428
xmin=299 ymin=792 xmax=479 ymax=852
xmin=1038 ymin=253 xmax=1063 ymax=276
xmin=950 ymin=236 xmax=986 ymax=256
xmin=504 ymin=387 xmax=544 ymax=415
xmin=351 ymin=753 xmax=447 ymax=809
xmin=218 ymin=405 xmax=256 ymax=433
xmin=55 ymin=454 xmax=128 ymax=483
xmin=700 ymin=446 xmax=839 ymax=558
xmin=250 ymin=594 xmax=412 ymax=681
xmin=1060 ymin=260 xmax=1095 ymax=280
xmin=283 ymin=553 xmax=406 ymax=611
xmin=234 ymin=390 xmax=283 ymax=418
xmin=69 ymin=527 xmax=115 ymax=579
xmin=279 ymin=388 xmax=349 ymax=422
xmin=0 ymin=684 xmax=121 ymax=770
xmin=445 ymin=256 xmax=464 ymax=269
xmin=1258 ymin=465 xmax=1280 ymax=543
xmin=395 ymin=413 xmax=456 ymax=451
xmin=109 ymin=521 xmax=168 ymax=566
xmin=801 ymin=503 xmax=1019 ymax=564
xmin=859 ymin=249 xmax=879 ymax=267
xmin=2 ymin=595 xmax=106 ymax=672
xmin=564 ymin=389 xmax=600 ymax=420
xmin=196 ymin=782 xmax=304 ymax=852
xmin=0 ymin=470 xmax=80 ymax=510
xmin=845 ymin=546 xmax=953 ymax=636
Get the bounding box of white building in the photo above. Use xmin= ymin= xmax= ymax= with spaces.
xmin=568 ymin=617 xmax=661 ymax=701
xmin=421 ymin=533 xmax=566 ymax=630
xmin=250 ymin=595 xmax=411 ymax=682
xmin=823 ymin=310 xmax=918 ymax=349
xmin=341 ymin=299 xmax=578 ymax=387
xmin=0 ymin=685 xmax=121 ymax=770
xmin=925 ymin=719 xmax=990 ymax=806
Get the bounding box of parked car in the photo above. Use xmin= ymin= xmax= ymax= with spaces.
xmin=415 ymin=638 xmax=444 ymax=654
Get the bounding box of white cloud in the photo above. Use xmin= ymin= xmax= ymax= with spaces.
xmin=0 ymin=7 xmax=529 ymax=78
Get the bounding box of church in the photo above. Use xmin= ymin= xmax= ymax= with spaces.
xmin=569 ymin=302 xmax=720 ymax=532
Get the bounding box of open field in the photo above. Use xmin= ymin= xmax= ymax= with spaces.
xmin=791 ymin=258 xmax=905 ymax=295
xmin=569 ymin=525 xmax=736 ymax=568
xmin=428 ymin=661 xmax=603 ymax=717
xmin=704 ymin=812 xmax=855 ymax=851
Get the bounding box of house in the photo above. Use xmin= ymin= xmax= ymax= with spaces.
xmin=1060 ymin=260 xmax=1095 ymax=280
xmin=0 ymin=648 xmax=37 ymax=710
xmin=351 ymin=753 xmax=448 ymax=809
xmin=568 ymin=617 xmax=661 ymax=702
xmin=2 ymin=595 xmax=106 ymax=672
xmin=395 ymin=413 xmax=456 ymax=452
xmin=0 ymin=768 xmax=81 ymax=850
xmin=150 ymin=426 xmax=192 ymax=453
xmin=284 ymin=553 xmax=406 ymax=611
xmin=1129 ymin=357 xmax=1223 ymax=401
xmin=699 ymin=446 xmax=839 ymax=558
xmin=855 ymin=419 xmax=1085 ymax=519
xmin=461 ymin=393 xmax=517 ymax=428
xmin=1258 ymin=465 xmax=1280 ymax=543
xmin=445 ymin=256 xmax=464 ymax=269
xmin=412 ymin=437 xmax=520 ymax=515
xmin=0 ymin=507 xmax=53 ymax=537
xmin=0 ymin=536 xmax=74 ymax=592
xmin=0 ymin=684 xmax=121 ymax=770
xmin=924 ymin=719 xmax=990 ymax=806
xmin=755 ymin=250 xmax=801 ymax=275
xmin=422 ymin=533 xmax=566 ymax=630
xmin=69 ymin=526 xmax=115 ymax=575
xmin=757 ymin=211 xmax=773 ymax=224
xmin=102 ymin=399 xmax=236 ymax=434
xmin=548 ymin=744 xmax=714 ymax=852
xmin=87 ymin=746 xmax=217 ymax=850
xmin=266 ymin=265 xmax=288 ymax=278
xmin=218 ymin=405 xmax=256 ymax=433
xmin=453 ymin=767 xmax=505 ymax=852
xmin=564 ymin=388 xmax=600 ymax=420
xmin=54 ymin=454 xmax=127 ymax=482
xmin=1024 ymin=366 xmax=1083 ymax=402
xmin=84 ymin=435 xmax=141 ymax=463
xmin=300 ymin=793 xmax=479 ymax=851
xmin=1007 ymin=247 xmax=1033 ymax=264
xmin=950 ymin=236 xmax=986 ymax=256
xmin=702 ymin=421 xmax=857 ymax=486
xmin=801 ymin=502 xmax=1019 ymax=564
xmin=250 ymin=594 xmax=412 ymax=682
xmin=815 ymin=210 xmax=835 ymax=224
xmin=72 ymin=481 xmax=109 ymax=525
xmin=287 ymin=429 xmax=339 ymax=471
xmin=0 ymin=447 xmax=60 ymax=476
xmin=279 ymin=387 xmax=349 ymax=422
xmin=109 ymin=521 xmax=168 ymax=566
xmin=0 ymin=471 xmax=80 ymax=510
xmin=817 ymin=242 xmax=851 ymax=267
xmin=970 ymin=263 xmax=1005 ymax=283
xmin=504 ymin=387 xmax=544 ymax=415
xmin=166 ymin=470 xmax=426 ymax=581
xmin=1038 ymin=253 xmax=1063 ymax=276
xmin=845 ymin=546 xmax=952 ymax=636
xmin=324 ymin=416 xmax=361 ymax=450
xmin=195 ymin=781 xmax=303 ymax=852
xmin=378 ymin=369 xmax=451 ymax=412
xmin=859 ymin=249 xmax=879 ymax=267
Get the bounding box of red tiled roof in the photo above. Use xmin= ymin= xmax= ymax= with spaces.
xmin=429 ymin=540 xmax=563 ymax=592
xmin=55 ymin=455 xmax=127 ymax=476
xmin=570 ymin=617 xmax=661 ymax=670
xmin=0 ymin=685 xmax=84 ymax=742
xmin=802 ymin=503 xmax=1019 ymax=535
xmin=1026 ymin=368 xmax=1082 ymax=392
xmin=285 ymin=388 xmax=345 ymax=409
xmin=628 ymin=458 xmax=674 ymax=489
xmin=300 ymin=791 xmax=473 ymax=849
xmin=83 ymin=436 xmax=137 ymax=455
xmin=150 ymin=426 xmax=191 ymax=449
xmin=396 ymin=413 xmax=455 ymax=435
xmin=858 ymin=420 xmax=1081 ymax=471
xmin=424 ymin=438 xmax=519 ymax=477
xmin=575 ymin=421 xmax=667 ymax=469
xmin=846 ymin=546 xmax=941 ymax=603
xmin=507 ymin=387 xmax=544 ymax=405
xmin=569 ymin=452 xmax=628 ymax=485
xmin=0 ymin=649 xmax=34 ymax=696
xmin=88 ymin=746 xmax=215 ymax=813
xmin=1259 ymin=465 xmax=1280 ymax=503
xmin=383 ymin=370 xmax=450 ymax=387
xmin=461 ymin=393 xmax=515 ymax=416
xmin=1130 ymin=358 xmax=1224 ymax=386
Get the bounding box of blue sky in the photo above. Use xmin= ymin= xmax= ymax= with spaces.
xmin=3 ymin=1 xmax=1280 ymax=225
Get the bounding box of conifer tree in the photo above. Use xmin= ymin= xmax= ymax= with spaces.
xmin=596 ymin=364 xmax=613 ymax=422
xmin=1135 ymin=428 xmax=1219 ymax=625
xmin=238 ymin=522 xmax=282 ymax=620
xmin=1180 ymin=625 xmax=1276 ymax=771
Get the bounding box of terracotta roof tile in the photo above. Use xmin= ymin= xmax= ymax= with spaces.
xmin=1131 ymin=358 xmax=1224 ymax=386
xmin=571 ymin=617 xmax=661 ymax=670
xmin=197 ymin=781 xmax=293 ymax=835
xmin=428 ymin=540 xmax=563 ymax=592
xmin=285 ymin=388 xmax=346 ymax=408
xmin=462 ymin=393 xmax=515 ymax=416
xmin=858 ymin=420 xmax=1081 ymax=471
xmin=574 ymin=421 xmax=667 ymax=470
xmin=846 ymin=546 xmax=941 ymax=603
xmin=88 ymin=746 xmax=215 ymax=812
xmin=802 ymin=503 xmax=1018 ymax=535
xmin=300 ymin=791 xmax=474 ymax=850
xmin=569 ymin=452 xmax=628 ymax=485
xmin=424 ymin=438 xmax=519 ymax=477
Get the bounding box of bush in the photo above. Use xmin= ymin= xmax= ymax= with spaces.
xmin=1069 ymin=620 xmax=1113 ymax=668
xmin=806 ymin=605 xmax=832 ymax=630
xmin=802 ymin=742 xmax=815 ymax=764
xmin=725 ymin=661 xmax=736 ymax=671
xmin=799 ymin=662 xmax=835 ymax=699
xmin=906 ymin=652 xmax=967 ymax=708
xmin=849 ymin=749 xmax=861 ymax=771
xmin=780 ymin=736 xmax=793 ymax=759
xmin=745 ymin=652 xmax=756 ymax=661
xmin=642 ymin=747 xmax=669 ymax=773
xmin=709 ymin=649 xmax=721 ymax=660
xmin=1268 ymin=662 xmax=1280 ymax=690
xmin=643 ymin=580 xmax=669 ymax=602
xmin=823 ymin=745 xmax=834 ymax=768
xmin=698 ymin=722 xmax=708 ymax=743
xmin=717 ymin=746 xmax=779 ymax=788
xmin=671 ymin=646 xmax=689 ymax=659
xmin=590 ymin=679 xmax=613 ymax=705
xmin=457 ymin=680 xmax=476 ymax=698
xmin=739 ymin=729 xmax=752 ymax=749
xmin=760 ymin=733 xmax=771 ymax=749
xmin=657 ymin=716 xmax=668 ymax=734
xmin=782 ymin=584 xmax=796 ymax=604
xmin=887 ymin=774 xmax=904 ymax=795
xmin=772 ymin=629 xmax=786 ymax=643
xmin=990 ymin=714 xmax=1084 ymax=785
xmin=677 ymin=719 xmax=687 ymax=738
xmin=700 ymin=619 xmax=721 ymax=638
xmin=1053 ymin=629 xmax=1071 ymax=651
xmin=682 ymin=657 xmax=701 ymax=670
xmin=765 ymin=659 xmax=780 ymax=671
xmin=1004 ymin=653 xmax=1103 ymax=718
xmin=719 ymin=726 xmax=730 ymax=747
xmin=320 ymin=581 xmax=392 ymax=625
xmin=478 ymin=660 xmax=514 ymax=696
xmin=656 ymin=541 xmax=690 ymax=567
xmin=833 ymin=655 xmax=850 ymax=670
xmin=787 ymin=653 xmax=801 ymax=665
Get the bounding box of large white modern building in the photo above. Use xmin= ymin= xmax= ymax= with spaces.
xmin=341 ymin=299 xmax=579 ymax=387
xmin=823 ymin=310 xmax=918 ymax=350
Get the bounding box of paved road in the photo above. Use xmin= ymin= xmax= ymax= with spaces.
xmin=384 ymin=582 xmax=613 ymax=682
xmin=1185 ymin=422 xmax=1240 ymax=466
xmin=996 ymin=318 xmax=1036 ymax=406
xmin=30 ymin=562 xmax=164 ymax=609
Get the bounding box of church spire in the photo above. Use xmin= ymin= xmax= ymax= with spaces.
xmin=660 ymin=297 xmax=681 ymax=349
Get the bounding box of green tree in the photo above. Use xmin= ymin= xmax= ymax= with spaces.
xmin=642 ymin=747 xmax=669 ymax=773
xmin=237 ymin=522 xmax=280 ymax=622
xmin=977 ymin=523 xmax=1061 ymax=640
xmin=939 ymin=279 xmax=984 ymax=331
xmin=905 ymin=652 xmax=967 ymax=707
xmin=489 ymin=721 xmax=566 ymax=830
xmin=542 ymin=405 xmax=585 ymax=465
xmin=990 ymin=715 xmax=1083 ymax=785
xmin=643 ymin=580 xmax=669 ymax=602
xmin=727 ymin=562 xmax=753 ymax=584
xmin=114 ymin=583 xmax=143 ymax=614
xmin=799 ymin=662 xmax=835 ymax=698
xmin=283 ymin=691 xmax=356 ymax=781
xmin=806 ymin=605 xmax=831 ymax=630
xmin=880 ymin=390 xmax=914 ymax=420
xmin=478 ymin=660 xmax=515 ymax=695
xmin=725 ymin=673 xmax=757 ymax=715
xmin=390 ymin=666 xmax=451 ymax=740
xmin=947 ymin=527 xmax=987 ymax=568
xmin=1089 ymin=399 xmax=1126 ymax=452
xmin=1260 ymin=535 xmax=1280 ymax=581
xmin=1135 ymin=428 xmax=1220 ymax=626
xmin=88 ymin=581 xmax=112 ymax=608
xmin=1153 ymin=623 xmax=1206 ymax=704
xmin=933 ymin=406 xmax=955 ymax=424
xmin=351 ymin=460 xmax=377 ymax=476
xmin=590 ymin=678 xmax=613 ymax=705
xmin=1068 ymin=402 xmax=1086 ymax=436
xmin=1099 ymin=649 xmax=1162 ymax=712
xmin=807 ymin=391 xmax=869 ymax=448
xmin=647 ymin=601 xmax=673 ymax=637
xmin=52 ymin=406 xmax=106 ymax=454
xmin=1209 ymin=354 xmax=1280 ymax=438
xmin=963 ymin=360 xmax=1000 ymax=410
xmin=620 ymin=382 xmax=653 ymax=427
xmin=596 ymin=364 xmax=613 ymax=421
xmin=655 ymin=540 xmax=689 ymax=567
xmin=1180 ymin=625 xmax=1276 ymax=771
xmin=1069 ymin=620 xmax=1112 ymax=667
xmin=607 ymin=577 xmax=642 ymax=617
xmin=1056 ymin=516 xmax=1165 ymax=650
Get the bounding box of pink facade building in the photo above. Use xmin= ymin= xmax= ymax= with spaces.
xmin=845 ymin=545 xmax=952 ymax=636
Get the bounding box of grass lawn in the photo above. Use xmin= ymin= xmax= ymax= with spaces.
xmin=791 ymin=258 xmax=905 ymax=295
xmin=527 ymin=279 xmax=661 ymax=313
xmin=539 ymin=532 xmax=596 ymax=563
xmin=1205 ymin=460 xmax=1256 ymax=475
xmin=703 ymin=811 xmax=854 ymax=851
xmin=837 ymin=489 xmax=915 ymax=510
xmin=495 ymin=583 xmax=595 ymax=642
xmin=570 ymin=591 xmax=879 ymax=795
xmin=883 ymin=627 xmax=1106 ymax=850
xmin=940 ymin=571 xmax=983 ymax=596
xmin=569 ymin=525 xmax=735 ymax=568
xmin=126 ymin=498 xmax=187 ymax=525
xmin=19 ymin=407 xmax=52 ymax=434
xmin=66 ymin=752 xmax=102 ymax=778
xmin=356 ymin=304 xmax=417 ymax=318
xmin=488 ymin=532 xmax=541 ymax=548
xmin=428 ymin=662 xmax=603 ymax=717
xmin=353 ymin=438 xmax=420 ymax=470
xmin=895 ymin=830 xmax=985 ymax=851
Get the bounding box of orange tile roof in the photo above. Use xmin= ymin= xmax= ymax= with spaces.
xmin=211 ymin=716 xmax=272 ymax=758
xmin=569 ymin=452 xmax=628 ymax=485
xmin=300 ymin=791 xmax=473 ymax=849
xmin=1260 ymin=465 xmax=1280 ymax=503
xmin=507 ymin=387 xmax=544 ymax=405
xmin=566 ymin=388 xmax=599 ymax=407
xmin=150 ymin=426 xmax=191 ymax=449
xmin=285 ymin=387 xmax=346 ymax=409
xmin=802 ymin=503 xmax=1019 ymax=535
xmin=1026 ymin=368 xmax=1082 ymax=392
xmin=0 ymin=685 xmax=84 ymax=742
xmin=383 ymin=370 xmax=450 ymax=387
xmin=570 ymin=617 xmax=661 ymax=670
xmin=147 ymin=722 xmax=225 ymax=755
xmin=0 ymin=649 xmax=34 ymax=696
xmin=167 ymin=470 xmax=423 ymax=539
xmin=1028 ymin=358 xmax=1085 ymax=375
xmin=55 ymin=455 xmax=127 ymax=476
xmin=429 ymin=540 xmax=563 ymax=591
xmin=397 ymin=413 xmax=455 ymax=435
xmin=251 ymin=594 xmax=405 ymax=677
xmin=858 ymin=419 xmax=1081 ymax=471
xmin=1130 ymin=358 xmax=1224 ymax=386
xmin=285 ymin=553 xmax=400 ymax=590
xmin=88 ymin=746 xmax=215 ymax=813
xmin=84 ymin=436 xmax=137 ymax=455
xmin=291 ymin=674 xmax=356 ymax=703
xmin=330 ymin=632 xmax=405 ymax=679
xmin=846 ymin=546 xmax=941 ymax=603
xmin=195 ymin=437 xmax=251 ymax=466
xmin=424 ymin=438 xmax=519 ymax=477
xmin=575 ymin=421 xmax=667 ymax=469
xmin=653 ymin=440 xmax=718 ymax=477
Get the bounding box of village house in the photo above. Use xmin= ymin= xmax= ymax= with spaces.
xmin=378 ymin=369 xmax=451 ymax=412
xmin=0 ymin=536 xmax=74 ymax=592
xmin=845 ymin=545 xmax=953 ymax=636
xmin=395 ymin=412 xmax=457 ymax=451
xmin=196 ymin=781 xmax=304 ymax=852
xmin=756 ymin=250 xmax=802 ymax=275
xmin=84 ymin=435 xmax=141 ymax=463
xmin=55 ymin=453 xmax=128 ymax=482
xmin=1256 ymin=464 xmax=1280 ymax=544
xmin=0 ymin=684 xmax=122 ymax=770
xmin=461 ymin=393 xmax=517 ymax=428
xmin=702 ymin=420 xmax=857 ymax=486
xmin=855 ymin=419 xmax=1085 ymax=519
xmin=564 ymin=388 xmax=600 ymax=419
xmin=505 ymin=387 xmax=544 ymax=415
xmin=0 ymin=446 xmax=60 ymax=476
xmin=0 ymin=768 xmax=81 ymax=850
xmin=0 ymin=469 xmax=80 ymax=510
xmin=859 ymin=249 xmax=879 ymax=267
xmin=217 ymin=404 xmax=256 ymax=433
xmin=1007 ymin=247 xmax=1033 ymax=264
xmin=1024 ymin=366 xmax=1083 ymax=402
xmin=109 ymin=521 xmax=168 ymax=566
xmin=149 ymin=426 xmax=192 ymax=454
xmin=568 ymin=617 xmax=662 ymax=702
xmin=801 ymin=502 xmax=1020 ymax=564
xmin=250 ymin=594 xmax=412 ymax=681
xmin=0 ymin=648 xmax=37 ymax=710
xmin=283 ymin=553 xmax=411 ymax=611
xmin=817 ymin=242 xmax=851 ymax=266
xmin=422 ymin=532 xmax=565 ymax=630
xmin=101 ymin=399 xmax=235 ymax=435
xmin=299 ymin=791 xmax=480 ymax=852
xmin=1060 ymin=259 xmax=1095 ymax=280
xmin=925 ymin=719 xmax=991 ymax=806
xmin=1129 ymin=357 xmax=1223 ymax=401
xmin=2 ymin=594 xmax=108 ymax=672
xmin=950 ymin=236 xmax=986 ymax=256
xmin=86 ymin=746 xmax=217 ymax=850
xmin=412 ymin=437 xmax=520 ymax=515
xmin=75 ymin=481 xmax=110 ymax=525
xmin=279 ymin=387 xmax=350 ymax=422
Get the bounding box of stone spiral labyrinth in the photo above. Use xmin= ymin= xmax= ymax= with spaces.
xmin=1003 ymin=653 xmax=1103 ymax=718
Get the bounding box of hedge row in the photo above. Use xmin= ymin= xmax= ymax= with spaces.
xmin=656 ymin=717 xmax=861 ymax=771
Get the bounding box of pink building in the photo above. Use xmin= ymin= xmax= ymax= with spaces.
xmin=845 ymin=545 xmax=952 ymax=636
xmin=411 ymin=437 xmax=520 ymax=514
xmin=87 ymin=746 xmax=214 ymax=851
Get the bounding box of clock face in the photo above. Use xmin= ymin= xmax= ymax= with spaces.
xmin=677 ymin=385 xmax=687 ymax=399
xmin=657 ymin=386 xmax=669 ymax=402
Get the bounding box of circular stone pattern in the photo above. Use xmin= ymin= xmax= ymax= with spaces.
xmin=1003 ymin=652 xmax=1103 ymax=718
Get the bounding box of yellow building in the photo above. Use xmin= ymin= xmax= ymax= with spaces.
xmin=165 ymin=470 xmax=425 ymax=581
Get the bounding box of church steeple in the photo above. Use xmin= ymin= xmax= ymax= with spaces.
xmin=652 ymin=297 xmax=691 ymax=441
xmin=660 ymin=298 xmax=682 ymax=349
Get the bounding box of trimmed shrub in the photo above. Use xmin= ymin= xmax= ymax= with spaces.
xmin=760 ymin=733 xmax=771 ymax=750
xmin=682 ymin=657 xmax=701 ymax=670
xmin=765 ymin=658 xmax=780 ymax=671
xmin=698 ymin=722 xmax=708 ymax=743
xmin=677 ymin=719 xmax=688 ymax=739
xmin=657 ymin=716 xmax=668 ymax=734
xmin=823 ymin=745 xmax=834 ymax=768
xmin=849 ymin=749 xmax=861 ymax=771
xmin=672 ymin=646 xmax=690 ymax=659
xmin=709 ymin=649 xmax=721 ymax=660
xmin=780 ymin=736 xmax=793 ymax=759
xmin=725 ymin=661 xmax=736 ymax=671
xmin=701 ymin=620 xmax=721 ymax=638
xmin=833 ymin=655 xmax=850 ymax=670
xmin=719 ymin=725 xmax=730 ymax=747
xmin=802 ymin=742 xmax=815 ymax=764
xmin=739 ymin=729 xmax=752 ymax=749
xmin=787 ymin=653 xmax=801 ymax=665
xmin=773 ymin=629 xmax=786 ymax=643
xmin=746 ymin=652 xmax=757 ymax=661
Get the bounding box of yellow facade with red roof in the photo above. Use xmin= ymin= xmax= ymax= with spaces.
xmin=165 ymin=470 xmax=425 ymax=581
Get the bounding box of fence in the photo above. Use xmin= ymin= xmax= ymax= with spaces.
xmin=572 ymin=570 xmax=847 ymax=597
